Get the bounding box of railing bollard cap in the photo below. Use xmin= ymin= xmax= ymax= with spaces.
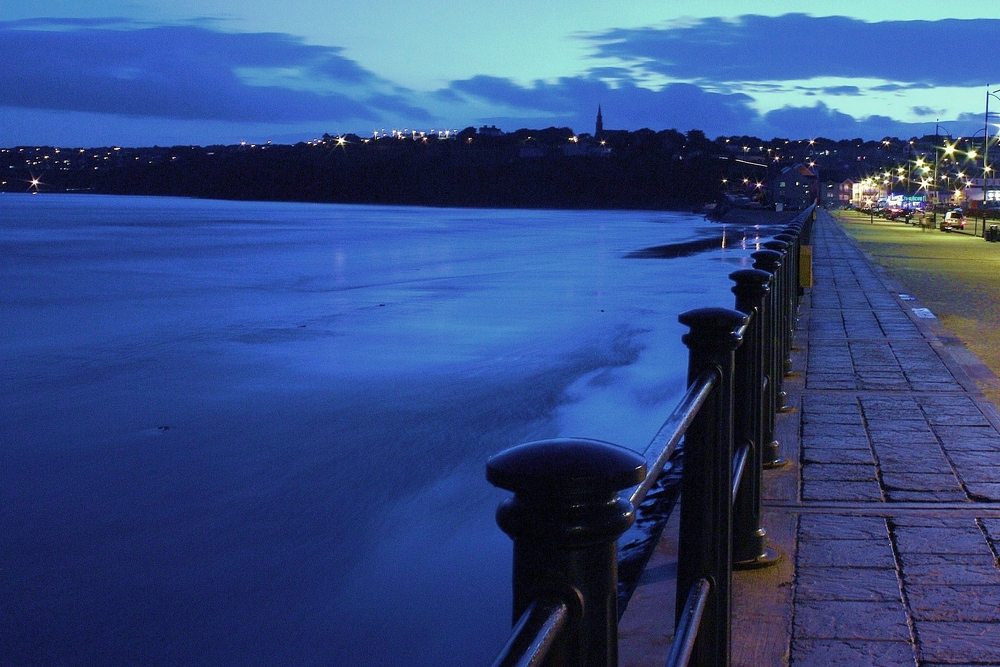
xmin=487 ymin=438 xmax=646 ymax=498
xmin=730 ymin=268 xmax=772 ymax=299
xmin=729 ymin=268 xmax=772 ymax=285
xmin=763 ymin=239 xmax=789 ymax=252
xmin=751 ymin=248 xmax=782 ymax=264
xmin=774 ymin=233 xmax=796 ymax=243
xmin=678 ymin=307 xmax=748 ymax=351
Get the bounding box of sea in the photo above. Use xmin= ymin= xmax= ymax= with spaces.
xmin=1 ymin=194 xmax=778 ymax=666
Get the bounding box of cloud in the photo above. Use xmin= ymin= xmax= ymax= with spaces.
xmin=820 ymin=86 xmax=861 ymax=96
xmin=758 ymin=102 xmax=982 ymax=141
xmin=0 ymin=16 xmax=988 ymax=145
xmin=447 ymin=74 xmax=757 ymax=135
xmin=446 ymin=72 xmax=983 ymax=142
xmin=872 ymin=83 xmax=934 ymax=93
xmin=588 ymin=14 xmax=1000 ymax=87
xmin=0 ymin=19 xmax=431 ymax=124
xmin=761 ymin=102 xmax=869 ymax=138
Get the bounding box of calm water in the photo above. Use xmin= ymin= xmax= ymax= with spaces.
xmin=1 ymin=194 xmax=770 ymax=666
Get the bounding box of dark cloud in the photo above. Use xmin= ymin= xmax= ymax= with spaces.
xmin=589 ymin=14 xmax=1000 ymax=87
xmin=0 ymin=16 xmax=986 ymax=144
xmin=821 ymin=86 xmax=861 ymax=96
xmin=872 ymin=83 xmax=934 ymax=92
xmin=910 ymin=106 xmax=941 ymax=117
xmin=762 ymin=102 xmax=866 ymax=138
xmin=448 ymin=75 xmax=755 ymax=134
xmin=0 ymin=19 xmax=430 ymax=123
xmin=449 ymin=73 xmax=981 ymax=141
xmin=759 ymin=102 xmax=980 ymax=141
xmin=5 ymin=17 xmax=139 ymax=29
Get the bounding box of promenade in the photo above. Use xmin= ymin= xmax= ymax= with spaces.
xmin=620 ymin=208 xmax=1000 ymax=666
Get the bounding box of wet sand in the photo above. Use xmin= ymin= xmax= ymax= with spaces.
xmin=833 ymin=209 xmax=1000 ymax=405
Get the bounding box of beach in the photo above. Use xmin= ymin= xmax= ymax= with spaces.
xmin=833 ymin=209 xmax=1000 ymax=406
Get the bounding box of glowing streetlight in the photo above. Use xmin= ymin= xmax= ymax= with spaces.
xmin=984 ymin=87 xmax=1000 ymax=205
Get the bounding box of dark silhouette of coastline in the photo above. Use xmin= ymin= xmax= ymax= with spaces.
xmin=1 ymin=127 xmax=726 ymax=210
xmin=7 ymin=124 xmax=936 ymax=211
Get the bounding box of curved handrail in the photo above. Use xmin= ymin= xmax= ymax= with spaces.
xmin=665 ymin=578 xmax=712 ymax=667
xmin=489 ymin=596 xmax=570 ymax=667
xmin=629 ymin=369 xmax=717 ymax=509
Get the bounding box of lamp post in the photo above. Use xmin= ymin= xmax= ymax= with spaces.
xmin=984 ymin=87 xmax=1000 ymax=207
xmin=931 ymin=122 xmax=954 ymax=225
xmin=964 ymin=130 xmax=987 ymax=234
xmin=914 ymin=156 xmax=928 ymax=214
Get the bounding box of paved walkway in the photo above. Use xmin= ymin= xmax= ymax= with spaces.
xmin=621 ymin=209 xmax=1000 ymax=666
xmin=785 ymin=209 xmax=1000 ymax=666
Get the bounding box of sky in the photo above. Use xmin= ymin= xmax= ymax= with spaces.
xmin=2 ymin=1 xmax=1000 ymax=147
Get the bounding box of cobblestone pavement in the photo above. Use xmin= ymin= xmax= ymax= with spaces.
xmin=788 ymin=210 xmax=1000 ymax=666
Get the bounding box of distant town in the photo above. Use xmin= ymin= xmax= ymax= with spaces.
xmin=4 ymin=113 xmax=999 ymax=213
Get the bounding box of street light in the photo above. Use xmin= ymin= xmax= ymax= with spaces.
xmin=923 ymin=122 xmax=955 ymax=225
xmin=984 ymin=87 xmax=1000 ymax=205
xmin=940 ymin=141 xmax=957 ymax=198
xmin=914 ymin=156 xmax=927 ymax=208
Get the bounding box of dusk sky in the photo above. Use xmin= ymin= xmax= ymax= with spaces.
xmin=3 ymin=1 xmax=1000 ymax=147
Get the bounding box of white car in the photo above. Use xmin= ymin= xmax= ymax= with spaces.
xmin=941 ymin=209 xmax=966 ymax=231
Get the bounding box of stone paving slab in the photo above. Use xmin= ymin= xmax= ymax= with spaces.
xmin=793 ymin=600 xmax=911 ymax=640
xmin=790 ymin=639 xmax=916 ymax=667
xmin=906 ymin=585 xmax=1000 ymax=622
xmin=795 ymin=566 xmax=900 ymax=601
xmin=918 ymin=623 xmax=1000 ymax=663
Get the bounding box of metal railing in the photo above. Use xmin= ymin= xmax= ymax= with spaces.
xmin=486 ymin=205 xmax=815 ymax=667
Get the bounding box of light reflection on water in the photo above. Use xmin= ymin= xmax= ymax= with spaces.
xmin=0 ymin=194 xmax=773 ymax=666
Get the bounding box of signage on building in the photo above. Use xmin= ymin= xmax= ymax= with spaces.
xmin=886 ymin=194 xmax=924 ymax=207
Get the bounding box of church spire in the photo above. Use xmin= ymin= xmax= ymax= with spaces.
xmin=595 ymin=105 xmax=604 ymax=137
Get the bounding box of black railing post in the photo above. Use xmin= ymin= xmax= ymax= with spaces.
xmin=761 ymin=240 xmax=794 ymax=415
xmin=729 ymin=269 xmax=780 ymax=569
xmin=487 ymin=438 xmax=647 ymax=667
xmin=676 ymin=307 xmax=747 ymax=667
xmin=763 ymin=239 xmax=793 ymax=379
xmin=750 ymin=249 xmax=787 ymax=468
xmin=783 ymin=223 xmax=802 ymax=278
xmin=776 ymin=228 xmax=802 ymax=325
xmin=775 ymin=231 xmax=798 ymax=326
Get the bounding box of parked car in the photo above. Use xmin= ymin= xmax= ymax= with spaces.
xmin=941 ymin=208 xmax=967 ymax=231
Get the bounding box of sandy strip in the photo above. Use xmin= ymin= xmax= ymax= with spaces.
xmin=832 ymin=209 xmax=1000 ymax=406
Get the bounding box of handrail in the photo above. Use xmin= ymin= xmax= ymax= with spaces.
xmin=664 ymin=578 xmax=712 ymax=667
xmin=630 ymin=369 xmax=717 ymax=509
xmin=731 ymin=442 xmax=750 ymax=504
xmin=490 ymin=596 xmax=571 ymax=667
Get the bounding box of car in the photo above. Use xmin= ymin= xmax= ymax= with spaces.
xmin=941 ymin=208 xmax=967 ymax=231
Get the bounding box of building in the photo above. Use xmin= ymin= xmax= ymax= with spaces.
xmin=772 ymin=164 xmax=818 ymax=209
xmin=820 ymin=179 xmax=854 ymax=208
xmin=962 ymin=177 xmax=1000 ymax=207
